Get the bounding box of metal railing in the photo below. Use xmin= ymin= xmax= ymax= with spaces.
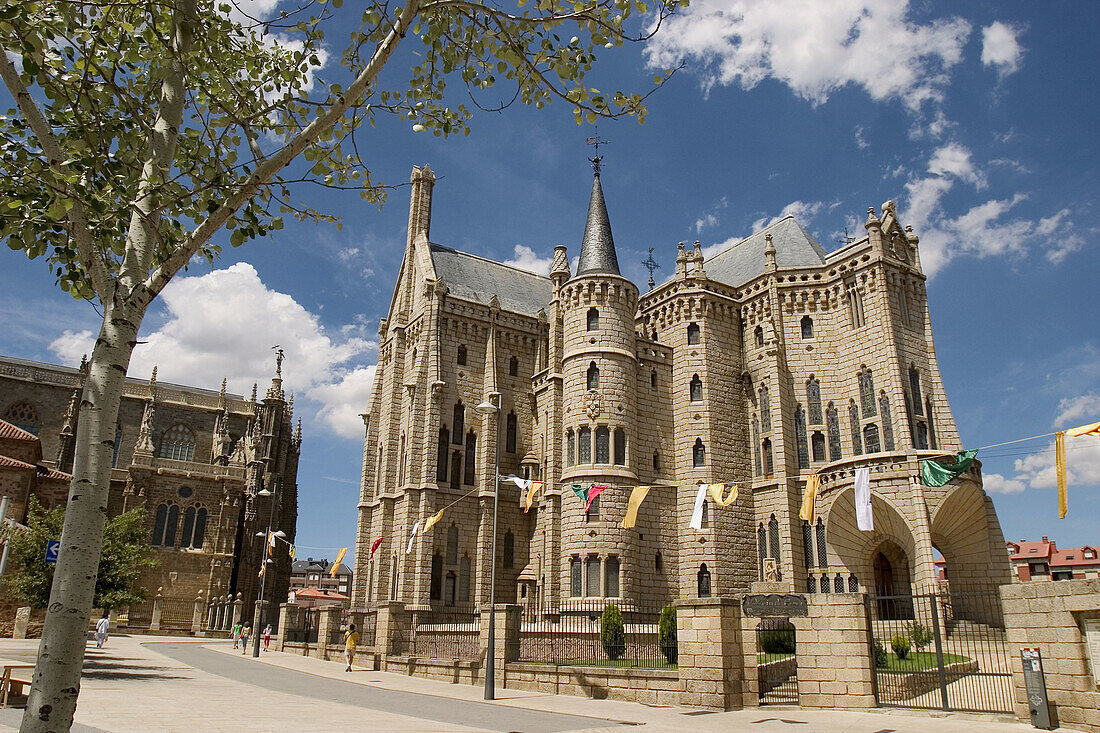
xmin=868 ymin=591 xmax=1011 ymax=713
xmin=412 ymin=606 xmax=480 ymax=660
xmin=518 ymin=599 xmax=676 ymax=669
xmin=158 ymin=599 xmax=195 ymax=629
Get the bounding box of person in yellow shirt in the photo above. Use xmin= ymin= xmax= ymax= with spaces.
xmin=344 ymin=623 xmax=359 ymax=672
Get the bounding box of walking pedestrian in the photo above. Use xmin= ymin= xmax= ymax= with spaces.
xmin=344 ymin=623 xmax=359 ymax=672
xmin=263 ymin=624 xmax=272 ymax=652
xmin=232 ymin=621 xmax=242 ymax=649
xmin=94 ymin=612 xmax=109 ymax=648
xmin=240 ymin=623 xmax=251 ymax=654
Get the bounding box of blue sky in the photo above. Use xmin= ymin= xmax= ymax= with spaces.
xmin=1 ymin=0 xmax=1098 ymax=560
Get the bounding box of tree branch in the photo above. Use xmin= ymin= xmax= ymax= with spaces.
xmin=0 ymin=46 xmax=111 ymax=298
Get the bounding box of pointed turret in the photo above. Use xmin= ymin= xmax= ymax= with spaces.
xmin=575 ymin=164 xmax=620 ymax=276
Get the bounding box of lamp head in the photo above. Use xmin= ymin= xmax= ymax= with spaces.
xmin=256 ymin=488 xmax=273 ymax=497
xmin=475 ymin=401 xmax=498 ymax=415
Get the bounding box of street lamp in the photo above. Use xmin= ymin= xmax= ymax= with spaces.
xmin=252 ymin=470 xmax=286 ymax=658
xmin=475 ymin=394 xmax=502 ymax=700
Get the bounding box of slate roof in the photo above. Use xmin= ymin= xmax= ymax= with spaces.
xmin=291 ymin=558 xmax=352 ymax=576
xmin=575 ymin=171 xmax=620 ymax=276
xmin=703 ymin=216 xmax=829 ymax=289
xmin=294 ymin=587 xmax=348 ymax=600
xmin=428 ymin=244 xmax=552 ymax=317
xmin=0 ymin=419 xmax=38 ymax=442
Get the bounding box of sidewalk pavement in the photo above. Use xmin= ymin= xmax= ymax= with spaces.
xmin=0 ymin=635 xmax=1048 ymax=733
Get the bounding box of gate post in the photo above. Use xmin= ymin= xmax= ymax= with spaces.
xmin=929 ymin=593 xmax=950 ymax=711
xmin=675 ymin=597 xmax=744 ymax=711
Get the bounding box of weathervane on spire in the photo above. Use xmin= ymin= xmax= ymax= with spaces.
xmin=641 ymin=247 xmax=661 ymax=290
xmin=586 ymin=126 xmax=609 ymax=174
xmin=273 ymin=345 xmax=284 ymax=377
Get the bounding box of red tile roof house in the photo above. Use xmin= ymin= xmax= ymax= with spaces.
xmin=1005 ymin=537 xmax=1100 ymax=582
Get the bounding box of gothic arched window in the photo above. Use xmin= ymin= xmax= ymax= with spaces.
xmin=653 ymin=450 xmax=661 ymax=471
xmin=811 ymin=431 xmax=826 ymax=462
xmin=687 ymin=322 xmax=700 ymax=344
xmin=760 ymin=385 xmax=771 ymax=432
xmin=506 ymin=412 xmax=517 ymax=453
xmin=801 ymin=315 xmax=814 ymax=339
xmin=181 ymin=506 xmax=195 ymax=549
xmin=159 ymin=424 xmax=196 ymax=462
xmin=578 ymin=427 xmax=591 ymax=463
xmin=758 ymin=525 xmax=767 ymax=579
xmin=693 ymin=438 xmax=705 ymax=467
xmin=457 ymin=344 xmax=467 ymax=366
xmin=807 ymin=575 xmax=817 ymax=593
xmin=570 ymin=557 xmax=582 ymax=596
xmin=849 ymin=400 xmax=863 ymax=455
xmin=151 ymin=503 xmax=168 ymax=546
xmin=463 ymin=430 xmax=477 ymax=484
xmin=795 ymin=405 xmax=809 ymax=469
xmin=437 ymin=427 xmax=449 ymax=481
xmin=909 ymin=366 xmax=923 ymax=415
xmin=697 ymin=564 xmax=711 ymax=598
xmin=595 ymin=427 xmax=610 ymax=464
xmin=587 ymin=307 xmax=599 ymax=331
xmin=826 ymin=403 xmax=842 ymax=461
xmin=192 ymin=507 xmax=207 ymax=549
xmin=863 ymin=423 xmax=881 ymax=454
xmin=650 ymin=370 xmax=658 ymax=390
xmin=768 ymin=514 xmax=781 ymax=563
xmin=565 ymin=429 xmax=575 ymax=466
xmin=753 ymin=416 xmax=762 ymax=476
xmin=605 ymin=557 xmax=620 ymax=597
xmin=754 ymin=325 xmax=764 ymax=348
xmin=452 ymin=402 xmax=465 ymax=444
xmin=587 ymin=362 xmax=599 ymax=390
xmin=763 ymin=438 xmax=773 ymax=476
xmin=834 ymin=574 xmax=845 ymax=593
xmin=880 ymin=392 xmax=895 ymax=451
xmin=802 ymin=521 xmax=814 ymax=569
xmin=3 ymin=402 xmax=39 ymax=435
xmin=509 ymin=356 xmax=519 ymax=377
xmin=858 ymin=367 xmax=877 ymax=418
xmin=614 ymin=428 xmax=626 ymax=465
xmin=816 ymin=519 xmax=827 ymax=568
xmin=689 ymin=374 xmax=702 ymax=402
xmin=807 ymin=376 xmax=822 ymax=424
xmin=164 ymin=503 xmax=180 ymax=547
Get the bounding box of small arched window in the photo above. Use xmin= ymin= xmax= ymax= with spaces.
xmin=464 ymin=430 xmax=477 ymax=484
xmin=653 ymin=450 xmax=661 ymax=471
xmin=452 ymin=402 xmax=465 ymax=444
xmin=801 ymin=315 xmax=814 ymax=339
xmin=565 ymin=429 xmax=575 ymax=466
xmin=503 ymin=531 xmax=514 ymax=569
xmin=689 ymin=374 xmax=702 ymax=402
xmin=655 ymin=552 xmax=663 ymax=572
xmin=586 ymin=556 xmax=601 ymax=596
xmin=651 ymin=370 xmax=658 ymax=390
xmin=152 ymin=503 xmax=168 ymax=546
xmin=437 ymin=427 xmax=449 ymax=481
xmin=2 ymin=402 xmax=39 ymax=435
xmin=605 ymin=557 xmax=620 ymax=597
xmin=858 ymin=366 xmax=877 ymax=418
xmin=595 ymin=427 xmax=610 ymax=464
xmin=795 ymin=405 xmax=809 ymax=469
xmin=762 ymin=438 xmax=774 ymax=476
xmin=806 ymin=376 xmax=822 ymax=424
xmin=509 ymin=356 xmax=519 ymax=377
xmin=759 ymin=385 xmax=771 ymax=432
xmin=754 ymin=325 xmax=764 ymax=348
xmin=192 ymin=507 xmax=207 ymax=549
xmin=164 ymin=504 xmax=180 ymax=547
xmin=826 ymin=403 xmax=842 ymax=461
xmin=181 ymin=506 xmax=196 ymax=549
xmin=752 ymin=416 xmax=762 ymax=476
xmin=570 ymin=557 xmax=582 ymax=596
xmin=863 ymin=423 xmax=881 ymax=454
xmin=693 ymin=438 xmax=705 ymax=467
xmin=879 ymin=392 xmax=895 ymax=451
xmin=821 ymin=573 xmax=830 ymax=594
xmin=506 ymin=412 xmax=518 ymax=453
xmin=849 ymin=400 xmax=863 ymax=455
xmin=811 ymin=431 xmax=826 ymax=462
xmin=587 ymin=362 xmax=599 ymax=390
xmin=159 ymin=424 xmax=196 ymax=462
xmin=457 ymin=345 xmax=467 ymax=366
xmin=614 ymin=428 xmax=626 ymax=466
xmin=834 ymin=574 xmax=845 ymax=593
xmin=687 ymin=322 xmax=700 ymax=344
xmin=578 ymin=427 xmax=591 ymax=463
xmin=909 ymin=366 xmax=923 ymax=415
xmin=587 ymin=307 xmax=599 ymax=331
xmin=697 ymin=564 xmax=711 ymax=598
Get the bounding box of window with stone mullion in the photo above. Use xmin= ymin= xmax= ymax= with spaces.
xmin=795 ymin=405 xmax=809 ymax=469
xmin=826 ymin=404 xmax=842 ymax=461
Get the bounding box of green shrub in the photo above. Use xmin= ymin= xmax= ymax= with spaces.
xmin=658 ymin=604 xmax=677 ymax=664
xmin=891 ymin=634 xmax=911 ymax=659
xmin=872 ymin=639 xmax=888 ymax=668
xmin=600 ymin=603 xmax=626 ymax=660
xmin=758 ymin=626 xmax=795 ymax=655
xmin=907 ymin=621 xmax=934 ymax=651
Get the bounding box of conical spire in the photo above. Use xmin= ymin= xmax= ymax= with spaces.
xmin=575 ymin=166 xmax=620 ymax=276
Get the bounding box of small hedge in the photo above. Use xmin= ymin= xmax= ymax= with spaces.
xmin=600 ymin=603 xmax=625 ymax=660
xmin=658 ymin=604 xmax=677 ymax=664
xmin=759 ymin=627 xmax=795 ymax=655
xmin=891 ymin=634 xmax=911 ymax=660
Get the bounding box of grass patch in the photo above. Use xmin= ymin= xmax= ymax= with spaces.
xmin=879 ymin=651 xmax=969 ymax=672
xmin=757 ymin=652 xmax=795 ymax=664
xmin=557 ymin=659 xmax=677 ymax=669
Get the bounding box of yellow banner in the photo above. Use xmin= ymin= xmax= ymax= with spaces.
xmin=330 ymin=546 xmax=347 ymax=576
xmin=620 ymin=486 xmax=652 ymax=529
xmin=1056 ymin=431 xmax=1067 ymax=519
xmin=424 ymin=509 xmax=445 ymax=533
xmin=708 ymin=483 xmax=738 ymax=507
xmin=799 ymin=474 xmax=820 ymax=523
xmin=524 ymin=482 xmax=544 ymax=513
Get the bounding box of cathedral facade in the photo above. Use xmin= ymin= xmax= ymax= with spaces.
xmin=352 ymin=162 xmax=1011 ymax=614
xmin=0 ymin=354 xmax=299 ymax=629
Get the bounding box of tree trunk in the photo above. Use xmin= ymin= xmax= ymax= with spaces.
xmin=22 ymin=291 xmax=144 ymax=733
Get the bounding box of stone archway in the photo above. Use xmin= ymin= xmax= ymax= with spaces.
xmin=870 ymin=539 xmax=914 ymax=620
xmin=826 ymin=488 xmax=918 ymax=595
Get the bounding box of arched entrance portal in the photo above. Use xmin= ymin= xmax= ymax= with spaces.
xmin=872 ymin=540 xmax=913 ymax=619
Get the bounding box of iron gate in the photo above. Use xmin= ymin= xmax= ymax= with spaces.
xmin=867 ymin=591 xmax=1011 ymax=713
xmin=757 ymin=618 xmax=798 ymax=705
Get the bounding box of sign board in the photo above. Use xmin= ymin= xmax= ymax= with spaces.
xmin=742 ymin=594 xmax=808 ymax=617
xmin=1020 ymin=647 xmax=1052 ymax=730
xmin=1085 ymin=619 xmax=1100 ymax=691
xmin=45 ymin=540 xmax=60 ymax=565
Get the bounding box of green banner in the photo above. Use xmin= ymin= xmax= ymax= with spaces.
xmin=920 ymin=449 xmax=979 ymax=487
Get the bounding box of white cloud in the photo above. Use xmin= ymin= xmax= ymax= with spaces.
xmin=338 ymin=247 xmax=360 ymax=262
xmin=695 ymin=196 xmax=729 ymax=233
xmin=981 ymin=22 xmax=1023 ymax=76
xmin=854 ymin=125 xmax=869 ymax=150
xmin=1013 ymin=435 xmax=1100 ymax=490
xmin=308 ymin=365 xmax=377 ymax=438
xmin=502 ymin=245 xmax=553 ymax=276
xmin=983 ymin=472 xmax=1027 ymax=495
xmin=645 ymin=0 xmax=970 ymax=112
xmin=702 ymin=200 xmax=830 ymax=259
xmin=927 ymin=142 xmax=984 ymax=188
xmin=49 ymin=262 xmax=377 ymax=439
xmin=1055 ymin=393 xmax=1100 ymax=428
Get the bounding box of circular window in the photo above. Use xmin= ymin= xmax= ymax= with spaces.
xmin=178 ymin=486 xmax=193 ymax=499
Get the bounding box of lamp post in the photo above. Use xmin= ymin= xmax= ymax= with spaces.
xmin=475 ymin=393 xmax=502 ymax=700
xmin=252 ymin=474 xmax=285 ymax=658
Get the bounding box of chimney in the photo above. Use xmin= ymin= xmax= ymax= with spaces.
xmin=1041 ymin=537 xmax=1048 ymax=543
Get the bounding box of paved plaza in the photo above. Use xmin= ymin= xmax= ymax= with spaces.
xmin=0 ymin=634 xmax=1046 ymax=733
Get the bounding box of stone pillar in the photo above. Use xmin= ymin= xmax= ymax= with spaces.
xmin=207 ymin=599 xmax=217 ymax=631
xmin=375 ymin=601 xmax=411 ymax=657
xmin=12 ymin=607 xmax=30 ymax=639
xmin=481 ymin=604 xmax=521 ymax=689
xmin=276 ymin=603 xmax=293 ymax=651
xmin=794 ymin=594 xmax=875 ymax=709
xmin=316 ymin=605 xmax=342 ymax=660
xmin=676 ymin=597 xmax=744 ymax=710
xmin=192 ymin=592 xmax=205 ymax=636
xmin=108 ymin=608 xmax=119 ymax=634
xmin=231 ymin=592 xmax=243 ymax=628
xmin=150 ymin=589 xmax=163 ymax=632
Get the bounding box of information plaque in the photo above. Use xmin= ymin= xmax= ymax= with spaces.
xmin=741 ymin=594 xmax=808 ymax=617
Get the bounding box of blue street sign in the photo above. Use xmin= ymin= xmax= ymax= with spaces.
xmin=45 ymin=540 xmax=60 ymax=564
